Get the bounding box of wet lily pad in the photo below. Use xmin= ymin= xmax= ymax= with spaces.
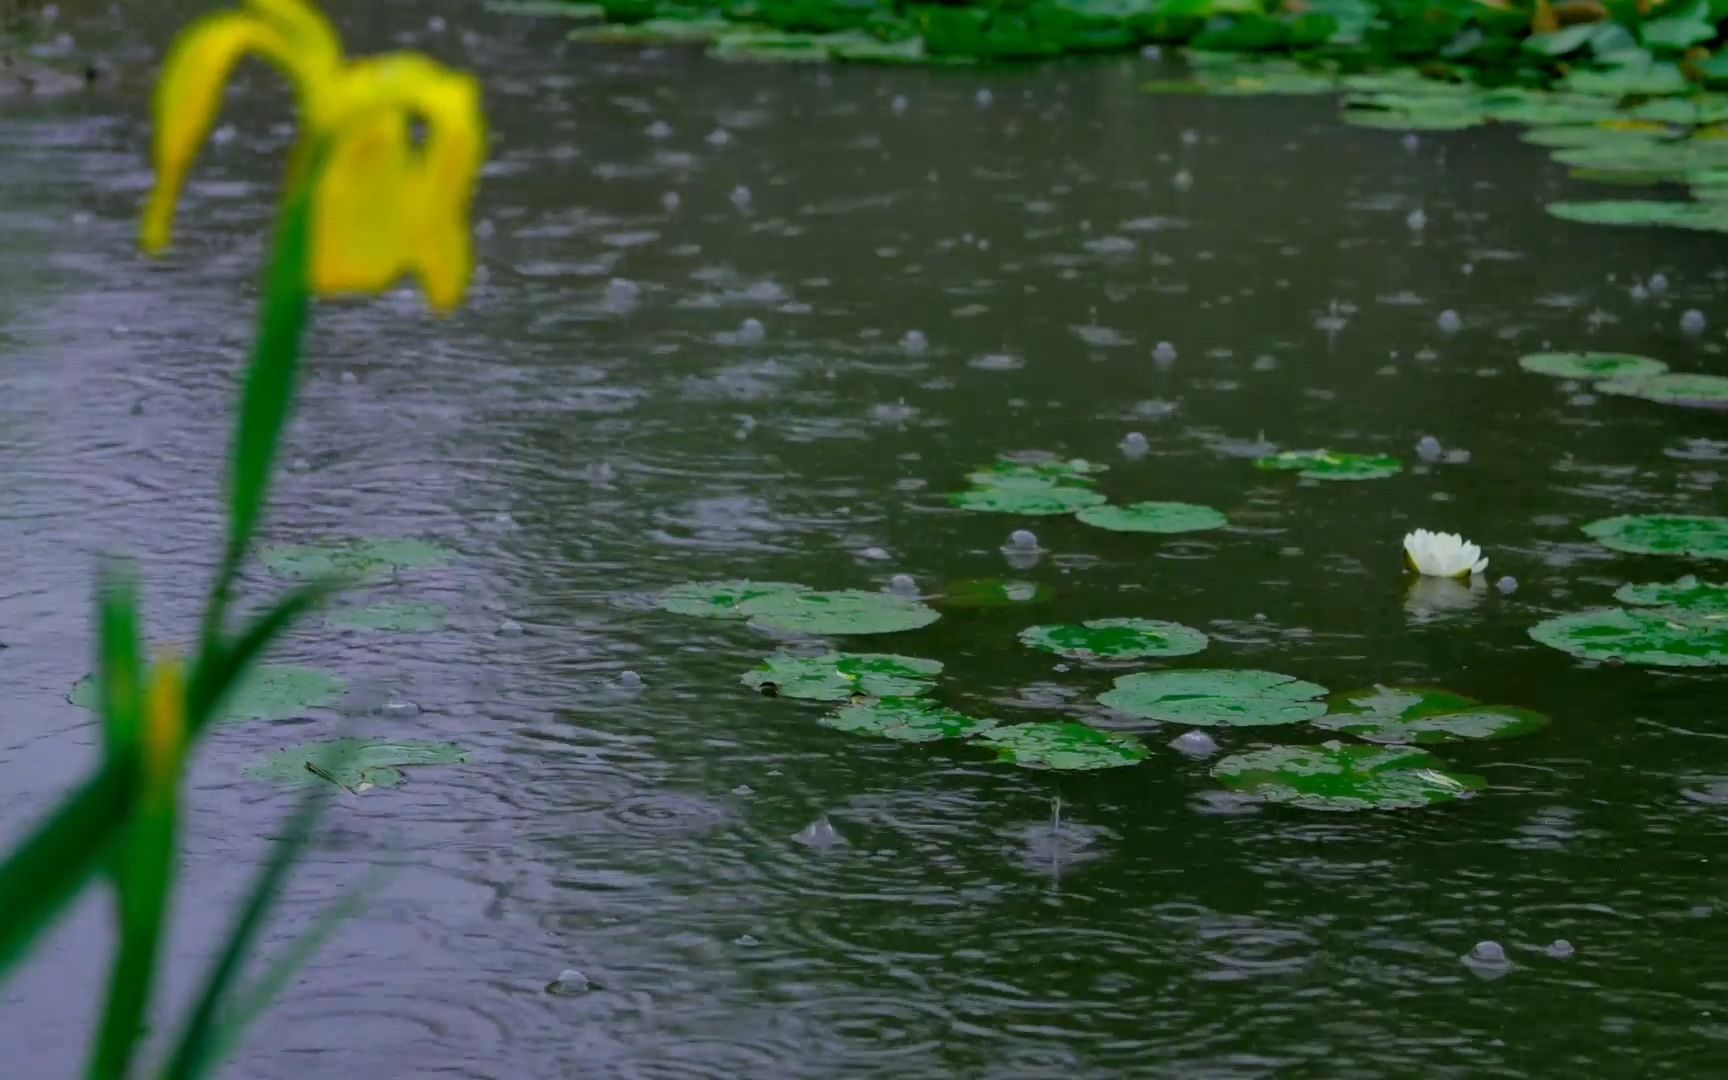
xmin=1313 ymin=686 xmax=1549 ymax=744
xmin=741 ymin=652 xmax=942 ymax=701
xmin=1019 ymin=618 xmax=1208 ymax=661
xmin=1547 ymin=200 xmax=1728 ymax=232
xmin=1098 ymin=669 xmax=1328 ymax=727
xmin=1528 ymin=607 xmax=1728 ymax=667
xmin=325 ymin=601 xmax=449 ymax=632
xmin=247 ymin=738 xmax=466 ymax=793
xmin=1212 ymin=741 xmax=1486 ymax=811
xmin=1615 ymin=575 xmax=1728 ymax=614
xmin=1075 ymin=501 xmax=1228 ymax=534
xmin=1254 ymin=449 xmax=1402 ymax=481
xmin=951 ymin=483 xmax=1107 ymax=515
xmin=976 ymin=722 xmax=1148 ymax=771
xmin=1596 ymin=372 xmax=1728 ymax=408
xmin=820 ymin=698 xmax=997 ymax=742
xmin=568 ymin=16 xmax=730 ymax=42
xmin=70 ymin=664 xmax=345 ymax=722
xmin=937 ymin=578 xmax=1050 ymax=607
xmin=1584 ymin=514 xmax=1728 ymax=559
xmin=1518 ymin=351 xmax=1667 ymax=380
xmin=659 ymin=579 xmax=810 ymax=619
xmin=971 ymin=457 xmax=1107 ymax=485
xmin=739 ymin=589 xmax=940 ymax=635
xmin=260 ymin=538 xmax=455 ymax=581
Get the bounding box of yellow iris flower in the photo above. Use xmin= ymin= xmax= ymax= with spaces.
xmin=141 ymin=0 xmax=485 ymax=312
xmin=141 ymin=657 xmax=188 ymax=801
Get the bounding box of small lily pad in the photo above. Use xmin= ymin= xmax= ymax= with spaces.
xmin=739 ymin=589 xmax=940 ymax=635
xmin=976 ymin=722 xmax=1148 ymax=771
xmin=1596 ymin=372 xmax=1728 ymax=408
xmin=659 ymin=580 xmax=809 ymax=619
xmin=951 ymin=483 xmax=1108 ymax=515
xmin=1313 ymin=686 xmax=1550 ymax=744
xmin=1547 ymin=200 xmax=1728 ymax=232
xmin=1254 ymin=450 xmax=1402 ymax=481
xmin=70 ymin=664 xmax=345 ymax=722
xmin=247 ymin=738 xmax=466 ymax=793
xmin=1212 ymin=741 xmax=1486 ymax=811
xmin=1075 ymin=501 xmax=1229 ymax=534
xmin=1098 ymin=669 xmax=1328 ymax=727
xmin=260 ymin=538 xmax=455 ymax=581
xmin=1528 ymin=607 xmax=1728 ymax=667
xmin=1518 ymin=351 xmax=1668 ymax=380
xmin=1615 ymin=575 xmax=1728 ymax=614
xmin=325 ymin=602 xmax=449 ymax=632
xmin=741 ymin=652 xmax=942 ymax=701
xmin=1019 ymin=618 xmax=1208 ymax=661
xmin=820 ymin=698 xmax=997 ymax=742
xmin=1584 ymin=514 xmax=1728 ymax=559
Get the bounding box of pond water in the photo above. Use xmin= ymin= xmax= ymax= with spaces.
xmin=2 ymin=2 xmax=1727 ymax=1075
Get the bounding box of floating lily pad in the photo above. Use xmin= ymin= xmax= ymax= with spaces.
xmin=1098 ymin=668 xmax=1328 ymax=727
xmin=1615 ymin=575 xmax=1728 ymax=614
xmin=1596 ymin=372 xmax=1728 ymax=408
xmin=247 ymin=738 xmax=466 ymax=793
xmin=1254 ymin=449 xmax=1402 ymax=481
xmin=1528 ymin=607 xmax=1728 ymax=667
xmin=1547 ymin=200 xmax=1728 ymax=233
xmin=937 ymin=578 xmax=1050 ymax=607
xmin=569 ymin=17 xmax=732 ymax=43
xmin=739 ymin=589 xmax=940 ymax=635
xmin=1019 ymin=618 xmax=1208 ymax=661
xmin=820 ymin=698 xmax=997 ymax=742
xmin=1584 ymin=514 xmax=1728 ymax=559
xmin=259 ymin=538 xmax=455 ymax=581
xmin=1313 ymin=686 xmax=1550 ymax=744
xmin=1212 ymin=741 xmax=1486 ymax=811
xmin=325 ymin=602 xmax=449 ymax=632
xmin=976 ymin=722 xmax=1148 ymax=771
xmin=1075 ymin=501 xmax=1228 ymax=534
xmin=951 ymin=484 xmax=1107 ymax=515
xmin=1518 ymin=351 xmax=1668 ymax=380
xmin=970 ymin=458 xmax=1107 ymax=485
xmin=659 ymin=579 xmax=809 ymax=619
xmin=710 ymin=29 xmax=835 ymax=62
xmin=71 ymin=663 xmax=345 ymax=721
xmin=741 ymin=652 xmax=942 ymax=701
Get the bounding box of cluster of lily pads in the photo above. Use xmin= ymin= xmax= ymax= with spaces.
xmin=949 ymin=456 xmax=1232 ymax=528
xmin=1520 ymin=349 xmax=1728 ymax=408
xmin=658 ymin=577 xmax=1556 ymax=809
xmin=66 ymin=538 xmax=467 ymax=794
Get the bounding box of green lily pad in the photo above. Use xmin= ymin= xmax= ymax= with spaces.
xmin=975 ymin=722 xmax=1148 ymax=771
xmin=487 ymin=0 xmax=605 ymax=15
xmin=1313 ymin=686 xmax=1549 ymax=744
xmin=259 ymin=538 xmax=455 ymax=581
xmin=937 ymin=578 xmax=1050 ymax=607
xmin=1075 ymin=501 xmax=1229 ymax=534
xmin=247 ymin=738 xmax=466 ymax=793
xmin=1518 ymin=351 xmax=1668 ymax=380
xmin=1615 ymin=575 xmax=1728 ymax=614
xmin=951 ymin=484 xmax=1108 ymax=515
xmin=71 ymin=663 xmax=345 ymax=721
xmin=325 ymin=602 xmax=449 ymax=632
xmin=1212 ymin=741 xmax=1486 ymax=811
xmin=970 ymin=458 xmax=1107 ymax=485
xmin=1019 ymin=618 xmax=1208 ymax=661
xmin=738 ymin=589 xmax=940 ymax=635
xmin=1529 ymin=606 xmax=1728 ymax=666
xmin=569 ymin=17 xmax=735 ymax=43
xmin=742 ymin=651 xmax=942 ymax=700
xmin=1098 ymin=668 xmax=1328 ymax=727
xmin=1254 ymin=449 xmax=1402 ymax=481
xmin=820 ymin=698 xmax=997 ymax=741
xmin=710 ymin=29 xmax=835 ymax=62
xmin=659 ymin=579 xmax=810 ymax=619
xmin=1584 ymin=514 xmax=1728 ymax=559
xmin=1547 ymin=200 xmax=1728 ymax=233
xmin=1596 ymin=372 xmax=1728 ymax=408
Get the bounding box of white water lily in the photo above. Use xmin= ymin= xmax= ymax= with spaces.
xmin=1403 ymin=529 xmax=1488 ymax=578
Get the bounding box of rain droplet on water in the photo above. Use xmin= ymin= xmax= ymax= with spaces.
xmin=604 ymin=277 xmax=640 ymax=312
xmin=1006 ymin=529 xmax=1039 ymax=550
xmin=1121 ymin=431 xmax=1149 ymax=457
xmin=860 ymin=546 xmax=891 ymax=561
xmin=1649 ymin=272 xmax=1669 ymax=295
xmin=1406 ymin=208 xmax=1426 ymax=232
xmin=1462 ymin=940 xmax=1511 ymax=979
xmin=730 ymin=185 xmax=752 ymax=209
xmin=546 ymin=969 xmax=591 ymax=995
xmin=617 ymin=670 xmax=644 ymax=689
xmin=888 ymin=573 xmax=918 ymax=597
xmin=1169 ymin=731 xmax=1219 ymax=759
xmin=1496 ymin=575 xmax=1518 ymax=595
xmin=645 ymin=119 xmax=671 ymax=139
xmin=975 ymin=88 xmax=994 ymax=107
xmin=891 ymin=94 xmax=908 ymax=114
xmin=1630 ymin=283 xmax=1648 ymax=302
xmin=1180 ymin=128 xmax=1199 ymax=146
xmin=662 ymin=191 xmax=680 ymax=212
xmin=737 ymin=317 xmax=766 ymax=344
xmin=1416 ymin=435 xmax=1442 ymax=462
xmin=1173 ymin=169 xmax=1193 ymax=191
xmin=1681 ymin=308 xmax=1706 ymax=335
xmin=902 ymin=329 xmax=928 ymax=355
xmin=793 ymin=816 xmax=845 ymax=849
xmin=1437 ymin=309 xmax=1461 ymax=334
xmin=379 ymin=700 xmax=420 ymax=719
xmin=1547 ymin=939 xmax=1575 ymax=959
xmin=1401 ymin=132 xmax=1419 ymax=151
xmin=706 ymin=127 xmax=731 ymax=146
xmin=1140 ymin=44 xmax=1161 ymax=60
xmin=497 ymin=619 xmax=524 ymax=637
xmin=1153 ymin=341 xmax=1177 ymax=364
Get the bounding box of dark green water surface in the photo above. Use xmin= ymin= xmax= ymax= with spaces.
xmin=1 ymin=3 xmax=1726 ymax=1076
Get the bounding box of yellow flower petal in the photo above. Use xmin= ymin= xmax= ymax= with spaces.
xmin=309 ymin=111 xmax=411 ymax=296
xmin=142 ymin=657 xmax=188 ymax=794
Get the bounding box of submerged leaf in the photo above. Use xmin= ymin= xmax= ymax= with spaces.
xmin=325 ymin=602 xmax=449 ymax=632
xmin=1212 ymin=741 xmax=1485 ymax=811
xmin=820 ymin=698 xmax=997 ymax=741
xmin=1075 ymin=501 xmax=1229 ymax=534
xmin=1583 ymin=514 xmax=1728 ymax=559
xmin=1529 ymin=606 xmax=1728 ymax=666
xmin=739 ymin=589 xmax=940 ymax=635
xmin=247 ymin=739 xmax=466 ymax=792
xmin=259 ymin=538 xmax=455 ymax=581
xmin=976 ymin=722 xmax=1148 ymax=771
xmin=1098 ymin=668 xmax=1328 ymax=726
xmin=1019 ymin=618 xmax=1208 ymax=661
xmin=741 ymin=652 xmax=942 ymax=700
xmin=1254 ymin=449 xmax=1402 ymax=481
xmin=1518 ymin=351 xmax=1668 ymax=380
xmin=659 ymin=580 xmax=810 ymax=619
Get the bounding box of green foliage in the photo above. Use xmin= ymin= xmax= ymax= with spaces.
xmin=742 ymin=651 xmax=943 ymax=700
xmin=1099 ymin=668 xmax=1329 ymax=726
xmin=1254 ymin=449 xmax=1403 ymax=481
xmin=1019 ymin=618 xmax=1210 ymax=660
xmin=976 ymin=722 xmax=1150 ymax=770
xmin=1212 ymin=741 xmax=1486 ymax=811
xmin=820 ymin=698 xmax=999 ymax=741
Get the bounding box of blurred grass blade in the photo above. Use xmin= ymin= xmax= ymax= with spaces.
xmin=97 ymin=564 xmax=144 ymax=763
xmin=89 ymin=792 xmax=177 ymax=1080
xmin=188 ymin=578 xmax=336 ymax=740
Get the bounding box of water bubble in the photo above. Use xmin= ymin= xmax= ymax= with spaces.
xmin=645 ymin=119 xmax=671 ymax=139
xmin=661 ymin=191 xmax=680 ymax=212
xmin=379 ymin=700 xmax=420 ymax=719
xmin=730 ymin=185 xmax=752 ymax=210
xmin=1406 ymin=208 xmax=1426 ymax=232
xmin=340 ymin=370 xmax=358 ymax=385
xmin=1630 ymin=283 xmax=1649 ymax=302
xmin=1681 ymin=308 xmax=1706 ymax=335
xmin=604 ymin=277 xmax=641 ymax=312
xmin=1140 ymin=44 xmax=1162 ymax=60
xmin=617 ymin=670 xmax=644 ymax=689
xmin=706 ymin=127 xmax=731 ymax=146
xmin=1169 ymin=731 xmax=1219 ymax=759
xmin=427 ymin=14 xmax=448 ymax=32
xmin=1121 ymin=431 xmax=1149 ymax=457
xmin=1547 ymin=939 xmax=1575 ymax=959
xmin=1462 ymin=940 xmax=1512 ymax=979
xmin=1437 ymin=309 xmax=1461 ymax=334
xmin=1180 ymin=128 xmax=1199 ymax=146
xmin=901 ymin=329 xmax=928 ymax=355
xmin=731 ymin=784 xmax=754 ymax=796
xmin=735 ymin=934 xmax=761 ymax=947
xmin=546 ymin=969 xmax=591 ymax=995
xmin=1649 ymin=272 xmax=1669 ymax=295
xmin=1416 ymin=435 xmax=1442 ymax=462
xmin=1173 ymin=169 xmax=1193 ymax=191
xmin=1496 ymin=575 xmax=1518 ymax=595
xmin=493 ymin=511 xmax=516 ymax=528
xmin=497 ymin=619 xmax=524 ymax=637
xmin=975 ymin=88 xmax=994 ymax=107
xmin=793 ymin=816 xmax=845 ymax=849
xmin=888 ymin=573 xmax=918 ymax=597
xmin=891 ymin=94 xmax=908 ymax=114
xmin=288 ymin=457 xmax=310 ymax=473
xmin=1401 ymin=132 xmax=1420 ymax=151
xmin=1153 ymin=341 xmax=1177 ymax=364
xmin=859 ymin=546 xmax=891 ymax=561
xmin=737 ymin=317 xmax=766 ymax=344
xmin=1007 ymin=529 xmax=1039 ymax=550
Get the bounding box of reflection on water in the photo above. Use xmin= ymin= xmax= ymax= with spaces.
xmin=1 ymin=1 xmax=1727 ymax=1076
